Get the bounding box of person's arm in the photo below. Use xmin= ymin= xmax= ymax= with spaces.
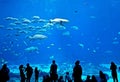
xmin=50 ymin=65 xmax=52 ymax=73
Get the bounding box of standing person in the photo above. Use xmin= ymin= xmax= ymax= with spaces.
xmin=19 ymin=65 xmax=26 ymax=82
xmin=0 ymin=64 xmax=10 ymax=82
xmin=35 ymin=67 xmax=39 ymax=82
xmin=25 ymin=63 xmax=33 ymax=82
xmin=72 ymin=60 xmax=82 ymax=82
xmin=50 ymin=60 xmax=58 ymax=82
xmin=110 ymin=62 xmax=118 ymax=82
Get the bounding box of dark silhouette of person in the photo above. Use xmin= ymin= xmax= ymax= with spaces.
xmin=110 ymin=62 xmax=118 ymax=82
xmin=99 ymin=71 xmax=107 ymax=82
xmin=85 ymin=75 xmax=91 ymax=82
xmin=43 ymin=75 xmax=51 ymax=82
xmin=25 ymin=63 xmax=33 ymax=82
xmin=65 ymin=72 xmax=72 ymax=82
xmin=0 ymin=64 xmax=10 ymax=82
xmin=35 ymin=67 xmax=39 ymax=82
xmin=72 ymin=60 xmax=82 ymax=82
xmin=19 ymin=65 xmax=26 ymax=82
xmin=91 ymin=75 xmax=97 ymax=82
xmin=58 ymin=76 xmax=64 ymax=82
xmin=50 ymin=60 xmax=58 ymax=82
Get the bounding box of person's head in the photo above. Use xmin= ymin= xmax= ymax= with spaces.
xmin=75 ymin=60 xmax=80 ymax=65
xmin=52 ymin=60 xmax=55 ymax=64
xmin=35 ymin=67 xmax=38 ymax=70
xmin=92 ymin=75 xmax=96 ymax=80
xmin=66 ymin=72 xmax=69 ymax=75
xmin=19 ymin=65 xmax=23 ymax=69
xmin=2 ymin=64 xmax=7 ymax=69
xmin=111 ymin=61 xmax=115 ymax=65
xmin=59 ymin=76 xmax=63 ymax=79
xmin=99 ymin=71 xmax=103 ymax=75
xmin=86 ymin=75 xmax=90 ymax=79
xmin=27 ymin=63 xmax=29 ymax=67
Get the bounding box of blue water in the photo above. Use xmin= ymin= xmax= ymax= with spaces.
xmin=0 ymin=0 xmax=120 ymax=65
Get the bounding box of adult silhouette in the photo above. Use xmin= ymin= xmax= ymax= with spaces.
xmin=25 ymin=63 xmax=33 ymax=82
xmin=50 ymin=60 xmax=58 ymax=82
xmin=72 ymin=60 xmax=82 ymax=82
xmin=19 ymin=65 xmax=26 ymax=82
xmin=0 ymin=64 xmax=10 ymax=82
xmin=110 ymin=62 xmax=118 ymax=82
xmin=35 ymin=67 xmax=39 ymax=82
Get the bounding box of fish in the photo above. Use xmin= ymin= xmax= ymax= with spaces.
xmin=5 ymin=17 xmax=18 ymax=21
xmin=78 ymin=43 xmax=84 ymax=48
xmin=14 ymin=21 xmax=21 ymax=25
xmin=50 ymin=43 xmax=55 ymax=46
xmin=25 ymin=46 xmax=38 ymax=52
xmin=6 ymin=27 xmax=14 ymax=30
xmin=62 ymin=31 xmax=70 ymax=36
xmin=22 ymin=18 xmax=31 ymax=23
xmin=49 ymin=55 xmax=54 ymax=60
xmin=43 ymin=23 xmax=54 ymax=28
xmin=50 ymin=18 xmax=69 ymax=23
xmin=50 ymin=18 xmax=69 ymax=26
xmin=28 ymin=34 xmax=47 ymax=40
xmin=5 ymin=17 xmax=13 ymax=20
xmin=32 ymin=16 xmax=40 ymax=19
xmin=71 ymin=26 xmax=79 ymax=30
xmin=9 ymin=23 xmax=16 ymax=26
xmin=38 ymin=19 xmax=47 ymax=22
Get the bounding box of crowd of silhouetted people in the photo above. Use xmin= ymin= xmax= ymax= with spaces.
xmin=0 ymin=60 xmax=119 ymax=82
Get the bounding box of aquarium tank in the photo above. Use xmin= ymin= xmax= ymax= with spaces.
xmin=0 ymin=0 xmax=120 ymax=81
